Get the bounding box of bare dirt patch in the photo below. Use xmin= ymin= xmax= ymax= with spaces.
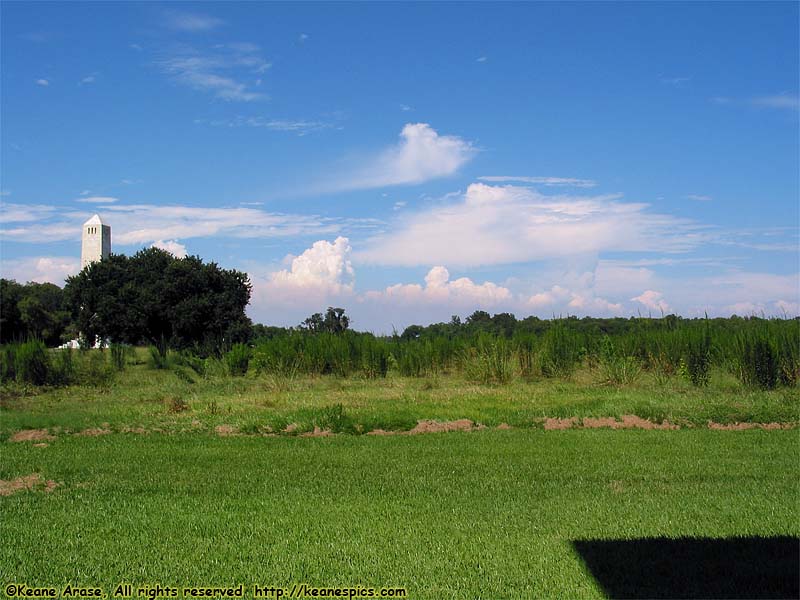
xmin=32 ymin=443 xmax=49 ymax=448
xmin=707 ymin=421 xmax=797 ymax=431
xmin=300 ymin=426 xmax=333 ymax=438
xmin=407 ymin=419 xmax=476 ymax=434
xmin=78 ymin=427 xmax=112 ymax=436
xmin=214 ymin=424 xmax=239 ymax=437
xmin=283 ymin=423 xmax=299 ymax=434
xmin=0 ymin=474 xmax=60 ymax=497
xmin=496 ymin=423 xmax=513 ymax=430
xmin=582 ymin=415 xmax=679 ymax=430
xmin=544 ymin=417 xmax=579 ymax=430
xmin=9 ymin=429 xmax=56 ymax=443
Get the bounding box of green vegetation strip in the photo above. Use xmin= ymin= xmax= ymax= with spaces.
xmin=1 ymin=430 xmax=797 ymax=598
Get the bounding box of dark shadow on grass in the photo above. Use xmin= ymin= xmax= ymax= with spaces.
xmin=573 ymin=536 xmax=799 ymax=599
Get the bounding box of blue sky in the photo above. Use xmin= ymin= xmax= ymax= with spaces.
xmin=1 ymin=2 xmax=798 ymax=331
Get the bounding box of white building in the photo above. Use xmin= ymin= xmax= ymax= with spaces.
xmin=80 ymin=214 xmax=111 ymax=269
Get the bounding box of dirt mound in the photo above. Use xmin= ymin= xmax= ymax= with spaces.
xmin=300 ymin=426 xmax=333 ymax=438
xmin=0 ymin=474 xmax=60 ymax=497
xmin=583 ymin=415 xmax=679 ymax=430
xmin=407 ymin=419 xmax=476 ymax=434
xmin=9 ymin=429 xmax=56 ymax=443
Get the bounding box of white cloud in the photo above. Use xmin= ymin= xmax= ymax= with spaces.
xmin=0 ymin=256 xmax=80 ymax=285
xmin=77 ymin=196 xmax=118 ymax=204
xmin=751 ymin=95 xmax=800 ymax=111
xmin=393 ymin=201 xmax=407 ymax=211
xmin=358 ymin=182 xmax=707 ymax=268
xmin=250 ymin=238 xmax=356 ymax=318
xmin=195 ymin=116 xmax=331 ymax=135
xmin=298 ymin=33 xmax=309 ymax=43
xmin=80 ymin=75 xmax=96 ymax=85
xmin=164 ymin=11 xmax=225 ymax=32
xmin=0 ymin=202 xmax=348 ymax=244
xmin=686 ymin=194 xmax=712 ymax=202
xmin=479 ymin=175 xmax=597 ymax=188
xmin=36 ymin=79 xmax=49 ymax=86
xmin=476 ymin=56 xmax=488 ymax=63
xmin=332 ymin=123 xmax=476 ymax=191
xmin=270 ymin=237 xmax=354 ymax=292
xmin=151 ymin=239 xmax=187 ymax=258
xmin=0 ymin=190 xmax=10 ymax=197
xmin=400 ymin=104 xmax=412 ymax=112
xmin=631 ymin=290 xmax=671 ymax=314
xmin=367 ymin=266 xmax=512 ymax=307
xmin=156 ymin=44 xmax=269 ymax=102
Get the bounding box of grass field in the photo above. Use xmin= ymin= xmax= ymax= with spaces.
xmin=0 ymin=349 xmax=798 ymax=438
xmin=1 ymin=352 xmax=798 ymax=598
xmin=1 ymin=430 xmax=798 ymax=598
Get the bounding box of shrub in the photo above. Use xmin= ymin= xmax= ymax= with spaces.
xmin=685 ymin=340 xmax=710 ymax=387
xmin=15 ymin=340 xmax=50 ymax=385
xmin=109 ymin=343 xmax=133 ymax=371
xmin=78 ymin=350 xmax=114 ymax=387
xmin=225 ymin=343 xmax=251 ymax=376
xmin=735 ymin=333 xmax=779 ymax=390
xmin=49 ymin=349 xmax=76 ymax=386
xmin=540 ymin=323 xmax=582 ymax=378
xmin=0 ymin=345 xmax=17 ymax=382
xmin=462 ymin=337 xmax=515 ymax=384
xmin=148 ymin=345 xmax=169 ymax=369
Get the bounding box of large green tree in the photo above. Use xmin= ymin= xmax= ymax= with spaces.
xmin=0 ymin=279 xmax=70 ymax=346
xmin=64 ymin=248 xmax=252 ymax=355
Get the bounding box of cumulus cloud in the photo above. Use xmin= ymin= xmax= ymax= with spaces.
xmin=357 ymin=182 xmax=707 ymax=268
xmin=250 ymin=238 xmax=356 ymax=319
xmin=151 ymin=239 xmax=187 ymax=258
xmin=332 ymin=123 xmax=476 ymax=191
xmin=270 ymin=237 xmax=355 ymax=293
xmin=0 ymin=256 xmax=80 ymax=285
xmin=631 ymin=290 xmax=671 ymax=314
xmin=367 ymin=266 xmax=512 ymax=307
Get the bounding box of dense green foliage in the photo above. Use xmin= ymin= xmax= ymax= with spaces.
xmin=0 ymin=279 xmax=71 ymax=346
xmin=63 ymin=247 xmax=252 ymax=355
xmin=247 ymin=313 xmax=798 ymax=389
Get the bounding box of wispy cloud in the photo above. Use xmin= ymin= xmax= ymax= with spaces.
xmin=80 ymin=75 xmax=96 ymax=85
xmin=36 ymin=79 xmax=49 ymax=87
xmin=76 ymin=196 xmax=119 ymax=204
xmin=195 ymin=116 xmax=333 ymax=135
xmin=163 ymin=11 xmax=225 ymax=33
xmin=660 ymin=76 xmax=690 ymax=86
xmin=0 ymin=201 xmax=379 ymax=246
xmin=155 ymin=44 xmax=270 ymax=101
xmin=479 ymin=176 xmax=597 ymax=188
xmin=326 ymin=123 xmax=476 ymax=191
xmin=476 ymin=56 xmax=488 ymax=63
xmin=400 ymin=104 xmax=413 ymax=112
xmin=298 ymin=33 xmax=309 ymax=43
xmin=686 ymin=194 xmax=712 ymax=202
xmin=751 ymin=94 xmax=800 ymax=111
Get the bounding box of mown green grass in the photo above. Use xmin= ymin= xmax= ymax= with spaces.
xmin=1 ymin=351 xmax=797 ymax=437
xmin=1 ymin=430 xmax=797 ymax=598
